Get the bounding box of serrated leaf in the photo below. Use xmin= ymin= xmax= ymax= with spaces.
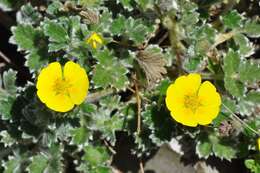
xmin=223 ymin=50 xmax=240 ymax=76
xmin=0 ymin=0 xmax=24 ymax=11
xmin=43 ymin=20 xmax=69 ymax=43
xmin=2 ymin=153 xmax=27 ymax=173
xmin=83 ymin=145 xmax=110 ymax=166
xmin=196 ymin=140 xmax=212 ymax=159
xmin=71 ymin=127 xmax=89 ymax=145
xmin=239 ymin=60 xmax=260 ymax=83
xmin=212 ymin=142 xmax=237 ymax=161
xmin=118 ymin=0 xmax=132 ymax=10
xmin=233 ymin=33 xmax=254 ymax=57
xmin=222 ymin=10 xmax=242 ymax=29
xmin=2 ymin=69 xmax=17 ymax=94
xmin=0 ymin=96 xmax=15 ymax=120
xmin=245 ymin=91 xmax=260 ymax=104
xmin=16 ymin=3 xmax=41 ymax=24
xmin=44 ymin=144 xmax=63 ymax=173
xmin=110 ymin=15 xmax=126 ymax=35
xmin=46 ymin=1 xmax=63 ymax=15
xmin=136 ymin=48 xmax=167 ymax=86
xmin=90 ymin=109 xmax=124 ymax=143
xmin=245 ymin=159 xmax=260 ymax=173
xmin=3 ymin=158 xmax=21 ymax=173
xmin=92 ymin=49 xmax=128 ymax=89
xmin=25 ymin=50 xmax=47 ymax=72
xmin=127 ymin=18 xmax=154 ymax=44
xmin=224 ymin=77 xmax=244 ymax=97
xmin=209 ymin=135 xmax=237 ymax=161
xmin=223 ymin=50 xmax=244 ymax=97
xmin=0 ymin=131 xmax=15 ymax=147
xmin=11 ymin=24 xmax=38 ymax=51
xmin=99 ymin=95 xmax=121 ymax=110
xmin=27 ymin=155 xmax=48 ymax=173
xmin=243 ymin=20 xmax=260 ymax=38
xmin=137 ymin=0 xmax=154 ymax=10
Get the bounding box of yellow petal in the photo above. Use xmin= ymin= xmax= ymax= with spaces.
xmin=198 ymin=81 xmax=221 ymax=107
xmin=92 ymin=33 xmax=103 ymax=44
xmin=195 ymin=105 xmax=220 ymax=125
xmin=43 ymin=92 xmax=74 ymax=112
xmin=173 ymin=73 xmax=201 ymax=95
xmin=185 ymin=73 xmax=201 ymax=94
xmin=36 ymin=62 xmax=62 ymax=103
xmin=64 ymin=61 xmax=89 ymax=105
xmin=165 ymin=83 xmax=185 ymax=111
xmin=170 ymin=107 xmax=198 ymax=127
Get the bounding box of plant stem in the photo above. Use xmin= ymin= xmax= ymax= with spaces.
xmin=222 ymin=103 xmax=260 ymax=136
xmin=134 ymin=78 xmax=141 ymax=135
xmin=86 ymin=88 xmax=115 ymax=103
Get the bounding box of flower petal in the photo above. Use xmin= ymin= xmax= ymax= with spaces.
xmin=165 ymin=83 xmax=185 ymax=111
xmin=43 ymin=93 xmax=74 ymax=112
xmin=196 ymin=105 xmax=220 ymax=125
xmin=198 ymin=81 xmax=221 ymax=107
xmin=172 ymin=73 xmax=201 ymax=95
xmin=170 ymin=107 xmax=198 ymax=127
xmin=64 ymin=61 xmax=89 ymax=105
xmin=36 ymin=62 xmax=62 ymax=103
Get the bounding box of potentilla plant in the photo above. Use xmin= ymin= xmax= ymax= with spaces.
xmin=0 ymin=0 xmax=259 ymax=172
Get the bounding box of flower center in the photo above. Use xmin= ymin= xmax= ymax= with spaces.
xmin=53 ymin=78 xmax=71 ymax=95
xmin=184 ymin=94 xmax=201 ymax=112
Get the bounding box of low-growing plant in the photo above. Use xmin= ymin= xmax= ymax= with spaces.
xmin=0 ymin=0 xmax=259 ymax=172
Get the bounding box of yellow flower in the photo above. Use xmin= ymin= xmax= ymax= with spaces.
xmin=86 ymin=32 xmax=103 ymax=49
xmin=165 ymin=73 xmax=221 ymax=127
xmin=36 ymin=61 xmax=89 ymax=112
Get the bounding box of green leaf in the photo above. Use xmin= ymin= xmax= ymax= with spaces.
xmin=3 ymin=157 xmax=21 ymax=173
xmin=0 ymin=131 xmax=15 ymax=147
xmin=0 ymin=0 xmax=24 ymax=11
xmin=118 ymin=0 xmax=133 ymax=10
xmin=137 ymin=0 xmax=154 ymax=10
xmin=245 ymin=91 xmax=260 ymax=104
xmin=196 ymin=140 xmax=212 ymax=159
xmin=27 ymin=155 xmax=48 ymax=173
xmin=70 ymin=127 xmax=89 ymax=145
xmin=16 ymin=3 xmax=41 ymax=24
xmin=0 ymin=96 xmax=15 ymax=120
xmin=110 ymin=15 xmax=126 ymax=35
xmin=89 ymin=109 xmax=124 ymax=143
xmin=223 ymin=50 xmax=244 ymax=97
xmin=44 ymin=144 xmax=63 ymax=173
xmin=239 ymin=60 xmax=260 ymax=83
xmin=245 ymin=159 xmax=260 ymax=173
xmin=25 ymin=50 xmax=47 ymax=72
xmin=212 ymin=142 xmax=237 ymax=161
xmin=224 ymin=78 xmax=244 ymax=97
xmin=11 ymin=24 xmax=38 ymax=51
xmin=222 ymin=10 xmax=242 ymax=29
xmin=46 ymin=1 xmax=63 ymax=15
xmin=243 ymin=20 xmax=260 ymax=38
xmin=233 ymin=33 xmax=253 ymax=57
xmin=43 ymin=20 xmax=69 ymax=43
xmin=110 ymin=17 xmax=154 ymax=44
xmin=209 ymin=135 xmax=237 ymax=161
xmin=2 ymin=153 xmax=27 ymax=173
xmin=78 ymin=144 xmax=111 ymax=173
xmin=83 ymin=145 xmax=110 ymax=166
xmin=2 ymin=69 xmax=17 ymax=94
xmin=92 ymin=49 xmax=129 ymax=89
xmin=127 ymin=18 xmax=154 ymax=44
xmin=223 ymin=49 xmax=240 ymax=76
